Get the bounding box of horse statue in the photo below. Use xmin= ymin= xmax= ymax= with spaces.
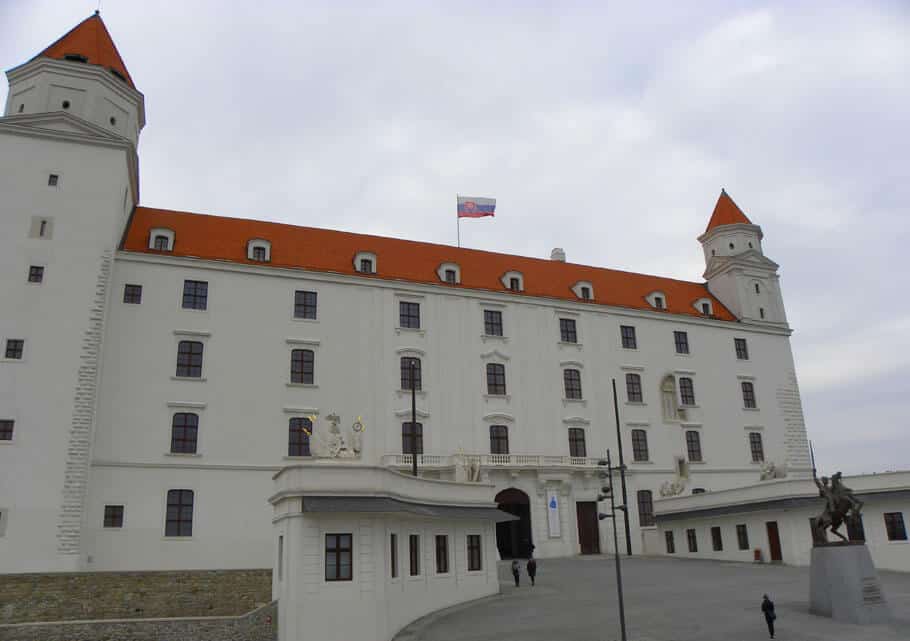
xmin=812 ymin=472 xmax=863 ymax=544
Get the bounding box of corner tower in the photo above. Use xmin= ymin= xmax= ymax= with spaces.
xmin=698 ymin=190 xmax=788 ymax=327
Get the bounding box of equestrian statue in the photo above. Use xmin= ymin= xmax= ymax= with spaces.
xmin=810 ymin=443 xmax=864 ymax=544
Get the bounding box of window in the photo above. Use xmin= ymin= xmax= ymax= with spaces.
xmin=435 ymin=535 xmax=449 ymax=573
xmin=847 ymin=514 xmax=866 ymax=542
xmin=686 ymin=528 xmax=697 ymax=552
xmin=288 ymin=417 xmax=312 ymax=456
xmin=39 ymin=219 xmax=48 ymax=237
xmin=749 ymin=432 xmax=764 ymax=463
xmin=467 ymin=534 xmax=482 ymax=571
xmin=181 ymin=280 xmax=208 ymax=310
xmin=654 ymin=296 xmax=664 ymax=309
xmin=580 ymin=286 xmax=591 ymax=300
xmin=754 ymin=283 xmax=761 ymax=294
xmin=509 ymin=277 xmax=520 ymax=292
xmin=165 ymin=489 xmax=194 ymax=537
xmin=294 ymin=290 xmax=317 ymax=320
xmin=490 ymin=425 xmax=509 ymax=454
xmin=563 ymin=369 xmax=583 ymax=400
xmin=742 ymin=382 xmax=757 ymax=408
xmin=486 ymin=363 xmax=507 ymax=395
xmin=734 ymin=338 xmax=749 ymax=360
xmin=692 ymin=488 xmax=706 ymax=495
xmin=402 ymin=422 xmax=423 ymax=455
xmin=884 ymin=513 xmax=907 ymax=541
xmin=247 ymin=240 xmax=271 ymax=262
xmin=701 ymin=302 xmax=711 ymax=316
xmin=325 ymin=533 xmax=353 ymax=581
xmin=278 ymin=536 xmax=284 ymax=581
xmin=399 ymin=301 xmax=420 ymax=329
xmin=409 ymin=534 xmax=420 ymax=575
xmin=665 ymin=531 xmax=675 ymax=554
xmin=674 ymin=331 xmax=689 ymax=354
xmin=28 ymin=266 xmax=44 ymax=283
xmin=484 ymin=310 xmax=503 ymax=336
xmin=290 ymin=349 xmax=315 ymax=384
xmin=637 ymin=490 xmax=654 ymax=527
xmin=631 ymin=429 xmax=649 ymax=462
xmin=170 ymin=413 xmax=199 ymax=454
xmin=559 ymin=318 xmax=577 ymax=343
xmin=620 ymin=325 xmax=637 ymax=349
xmin=445 ymin=269 xmax=457 ymax=284
xmin=153 ymin=235 xmax=170 ymax=250
xmin=686 ymin=430 xmax=702 ymax=462
xmin=123 ymin=284 xmax=142 ymax=304
xmin=175 ymin=341 xmax=204 ymax=378
xmin=568 ymin=428 xmax=586 ymax=457
xmin=104 ymin=505 xmax=124 ymax=528
xmin=48 ymin=173 xmax=59 ymax=186
xmin=4 ymin=340 xmax=24 ymax=360
xmin=711 ymin=526 xmax=723 ymax=551
xmin=626 ymin=373 xmax=643 ymax=403
xmin=400 ymin=357 xmax=422 ymax=391
xmin=0 ymin=420 xmax=14 ymax=441
xmin=736 ymin=524 xmax=749 ymax=550
xmin=252 ymin=246 xmax=267 ymax=262
xmin=390 ymin=533 xmax=398 ymax=578
xmin=679 ymin=377 xmax=696 ymax=405
xmin=759 ymin=308 xmax=765 ymax=319
xmin=360 ymin=258 xmax=374 ymax=273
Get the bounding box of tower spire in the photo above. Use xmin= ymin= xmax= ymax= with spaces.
xmin=705 ymin=189 xmax=752 ymax=233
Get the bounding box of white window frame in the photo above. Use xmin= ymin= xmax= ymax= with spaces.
xmin=693 ymin=297 xmax=714 ymax=316
xmin=500 ymin=271 xmax=524 ymax=292
xmin=149 ymin=227 xmax=175 ymax=251
xmin=247 ymin=238 xmax=271 ymax=262
xmin=571 ymin=281 xmax=594 ymax=301
xmin=646 ymin=291 xmax=667 ymax=310
xmin=354 ymin=251 xmax=378 ymax=274
xmin=437 ymin=262 xmax=461 ymax=284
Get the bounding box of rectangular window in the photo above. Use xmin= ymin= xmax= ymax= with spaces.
xmin=665 ymin=531 xmax=675 ymax=554
xmin=325 ymin=533 xmax=353 ymax=581
xmin=686 ymin=528 xmax=697 ymax=552
xmin=654 ymin=296 xmax=664 ymax=309
xmin=48 ymin=173 xmax=59 ymax=187
xmin=165 ymin=489 xmax=194 ymax=537
xmin=736 ymin=524 xmax=749 ymax=550
xmin=489 ymin=425 xmax=509 ymax=454
xmin=409 ymin=534 xmax=420 ymax=576
xmin=686 ymin=430 xmax=702 ymax=462
xmin=742 ymin=382 xmax=757 ymax=409
xmin=360 ymin=258 xmax=373 ymax=273
xmin=154 ymin=235 xmax=170 ymax=251
xmin=290 ymin=349 xmax=315 ymax=385
xmin=559 ymin=318 xmax=577 ymax=343
xmin=620 ymin=325 xmax=637 ymax=349
xmin=103 ymin=505 xmax=124 ymax=528
xmin=679 ymin=377 xmax=696 ymax=405
xmin=884 ymin=513 xmax=907 ymax=541
xmin=175 ymin=341 xmax=204 ymax=378
xmin=435 ymin=535 xmax=449 ymax=573
xmin=181 ymin=280 xmax=208 ymax=310
xmin=509 ymin=277 xmax=520 ymax=292
xmin=467 ymin=534 xmax=482 ymax=571
xmin=625 ymin=373 xmax=643 ymax=403
xmin=288 ymin=417 xmax=312 ymax=456
xmin=486 ymin=363 xmax=507 ymax=395
xmin=123 ymin=284 xmax=142 ymax=304
xmin=749 ymin=432 xmax=764 ymax=463
xmin=399 ymin=301 xmax=421 ymax=329
xmin=0 ymin=420 xmax=13 ymax=441
xmin=580 ymin=286 xmax=591 ymax=300
xmin=5 ymin=339 xmax=25 ymax=360
xmin=631 ymin=429 xmax=649 ymax=462
xmin=28 ymin=265 xmax=44 ymax=283
xmin=445 ymin=269 xmax=457 ymax=284
xmin=637 ymin=490 xmax=654 ymax=527
xmin=734 ymin=338 xmax=749 ymax=360
xmin=400 ymin=357 xmax=422 ymax=391
xmin=170 ymin=413 xmax=199 ymax=454
xmin=252 ymin=246 xmax=267 ymax=262
xmin=402 ymin=422 xmax=423 ymax=455
xmin=701 ymin=302 xmax=711 ymax=316
xmin=294 ymin=290 xmax=317 ymax=319
xmin=563 ymin=369 xmax=583 ymax=399
xmin=711 ymin=526 xmax=723 ymax=551
xmin=390 ymin=533 xmax=398 ymax=578
xmin=568 ymin=428 xmax=586 ymax=458
xmin=674 ymin=331 xmax=689 ymax=354
xmin=484 ymin=310 xmax=503 ymax=336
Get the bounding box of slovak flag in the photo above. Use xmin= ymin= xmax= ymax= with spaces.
xmin=457 ymin=196 xmax=496 ymax=218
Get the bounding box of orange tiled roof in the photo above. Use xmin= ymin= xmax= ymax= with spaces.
xmin=705 ymin=190 xmax=751 ymax=233
xmin=123 ymin=207 xmax=737 ymax=322
xmin=34 ymin=13 xmax=134 ymax=88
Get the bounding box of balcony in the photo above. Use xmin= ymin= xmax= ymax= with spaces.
xmin=381 ymin=453 xmax=603 ymax=471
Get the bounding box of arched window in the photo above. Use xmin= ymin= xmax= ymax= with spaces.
xmin=631 ymin=429 xmax=649 ymax=462
xmin=637 ymin=490 xmax=654 ymax=526
xmin=288 ymin=417 xmax=312 ymax=456
xmin=170 ymin=413 xmax=198 ymax=454
xmin=149 ymin=227 xmax=175 ymax=251
xmin=563 ymin=369 xmax=582 ymax=399
xmin=489 ymin=425 xmax=509 ymax=454
xmin=626 ymin=373 xmax=643 ymax=403
xmin=486 ymin=363 xmax=507 ymax=395
xmin=402 ymin=422 xmax=423 ymax=455
xmin=247 ymin=239 xmax=271 ymax=262
xmin=400 ymin=357 xmax=422 ymax=391
xmin=290 ymin=349 xmax=315 ymax=384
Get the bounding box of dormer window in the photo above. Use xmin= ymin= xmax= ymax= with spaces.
xmin=509 ymin=278 xmax=520 ymax=292
xmin=436 ymin=262 xmax=461 ymax=285
xmin=247 ymin=239 xmax=271 ymax=262
xmin=501 ymin=271 xmax=524 ymax=292
xmin=655 ymin=296 xmax=664 ymax=309
xmin=571 ymin=281 xmax=594 ymax=301
xmin=354 ymin=252 xmax=377 ymax=274
xmin=64 ymin=53 xmax=88 ymax=63
xmin=445 ymin=270 xmax=456 ymax=284
xmin=361 ymin=259 xmax=373 ymax=272
xmin=702 ymin=303 xmax=710 ymax=315
xmin=149 ymin=228 xmax=175 ymax=252
xmin=646 ymin=291 xmax=667 ymax=310
xmin=581 ymin=287 xmax=591 ymax=300
xmin=694 ymin=298 xmax=713 ymax=316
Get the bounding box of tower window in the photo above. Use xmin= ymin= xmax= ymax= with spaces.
xmin=165 ymin=489 xmax=194 ymax=537
xmin=631 ymin=429 xmax=649 ymax=462
xmin=288 ymin=417 xmax=312 ymax=457
xmin=625 ymin=373 xmax=643 ymax=403
xmin=749 ymin=432 xmax=764 ymax=462
xmin=685 ymin=430 xmax=702 ymax=462
xmin=754 ymin=283 xmax=760 ymax=294
xmin=18 ymin=104 xmax=24 ymax=113
xmin=123 ymin=284 xmax=143 ymax=304
xmin=175 ymin=341 xmax=204 ymax=378
xmin=103 ymin=505 xmax=124 ymax=528
xmin=674 ymin=331 xmax=690 ymax=354
xmin=290 ymin=349 xmax=315 ymax=385
xmin=62 ymin=100 xmax=70 ymax=110
xmin=728 ymin=242 xmax=734 ymax=250
xmin=110 ymin=69 xmax=128 ymax=83
xmin=741 ymin=381 xmax=757 ymax=409
xmin=734 ymin=338 xmax=749 ymax=360
xmin=64 ymin=53 xmax=88 ymax=63
xmin=679 ymin=377 xmax=696 ymax=406
xmin=109 ymin=116 xmax=117 ymax=126
xmin=484 ymin=310 xmax=503 ymax=337
xmin=48 ymin=174 xmax=59 ymax=187
xmin=399 ymin=301 xmax=421 ymax=329
xmin=759 ymin=307 xmax=765 ymax=319
xmin=559 ymin=318 xmax=577 ymax=343
xmin=28 ymin=266 xmax=44 ymax=283
xmin=170 ymin=413 xmax=199 ymax=454
xmin=4 ymin=339 xmax=24 ymax=360
xmin=620 ymin=325 xmax=637 ymax=349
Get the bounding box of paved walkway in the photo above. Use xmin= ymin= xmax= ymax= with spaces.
xmin=415 ymin=556 xmax=910 ymax=641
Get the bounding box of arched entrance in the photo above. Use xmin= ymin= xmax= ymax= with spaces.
xmin=495 ymin=488 xmax=534 ymax=559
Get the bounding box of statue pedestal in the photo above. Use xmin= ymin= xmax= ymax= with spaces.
xmin=809 ymin=543 xmax=891 ymax=624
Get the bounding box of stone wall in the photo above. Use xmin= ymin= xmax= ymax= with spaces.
xmin=0 ymin=569 xmax=271 ymax=624
xmin=0 ymin=601 xmax=277 ymax=641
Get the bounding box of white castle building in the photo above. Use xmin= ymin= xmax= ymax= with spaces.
xmin=0 ymin=14 xmax=816 ymax=575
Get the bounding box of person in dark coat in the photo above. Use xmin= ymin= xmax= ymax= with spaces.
xmin=510 ymin=559 xmax=521 ymax=587
xmin=526 ymin=557 xmax=537 ymax=586
xmin=761 ymin=594 xmax=776 ymax=638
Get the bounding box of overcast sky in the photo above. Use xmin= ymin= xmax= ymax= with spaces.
xmin=2 ymin=1 xmax=908 ymax=475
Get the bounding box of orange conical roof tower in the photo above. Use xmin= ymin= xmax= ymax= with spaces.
xmin=704 ymin=189 xmax=752 ymax=233
xmin=33 ymin=11 xmax=134 ymax=88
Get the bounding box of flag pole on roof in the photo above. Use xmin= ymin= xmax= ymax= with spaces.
xmin=456 ymin=195 xmax=496 ymax=248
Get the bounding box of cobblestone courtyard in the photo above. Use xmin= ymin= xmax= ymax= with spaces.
xmin=412 ymin=556 xmax=910 ymax=641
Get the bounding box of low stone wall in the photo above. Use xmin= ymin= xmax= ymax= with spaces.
xmin=0 ymin=569 xmax=271 ymax=624
xmin=0 ymin=600 xmax=277 ymax=641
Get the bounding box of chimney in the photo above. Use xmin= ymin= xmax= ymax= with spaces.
xmin=550 ymin=247 xmax=566 ymax=262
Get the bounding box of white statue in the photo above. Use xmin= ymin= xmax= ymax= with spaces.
xmin=308 ymin=413 xmax=361 ymax=459
xmin=454 ymin=450 xmax=482 ymax=482
xmin=759 ymin=461 xmax=787 ymax=481
xmin=659 ymin=478 xmax=686 ymax=497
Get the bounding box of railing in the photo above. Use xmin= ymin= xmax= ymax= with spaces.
xmin=380 ymin=453 xmax=603 ymax=469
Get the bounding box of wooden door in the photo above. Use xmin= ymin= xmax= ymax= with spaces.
xmin=766 ymin=521 xmax=782 ymax=562
xmin=576 ymin=502 xmax=600 ymax=554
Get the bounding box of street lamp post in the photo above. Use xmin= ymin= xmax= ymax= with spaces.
xmin=611 ymin=378 xmax=632 ymax=556
xmin=597 ymin=449 xmax=628 ymax=641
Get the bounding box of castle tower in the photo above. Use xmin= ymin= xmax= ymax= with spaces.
xmin=0 ymin=13 xmax=142 ymax=572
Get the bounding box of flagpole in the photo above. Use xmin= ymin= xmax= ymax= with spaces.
xmin=456 ymin=194 xmax=461 ymax=247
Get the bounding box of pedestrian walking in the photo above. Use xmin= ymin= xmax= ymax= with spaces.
xmin=761 ymin=594 xmax=776 ymax=639
xmin=510 ymin=559 xmax=521 ymax=587
xmin=526 ymin=557 xmax=537 ymax=586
